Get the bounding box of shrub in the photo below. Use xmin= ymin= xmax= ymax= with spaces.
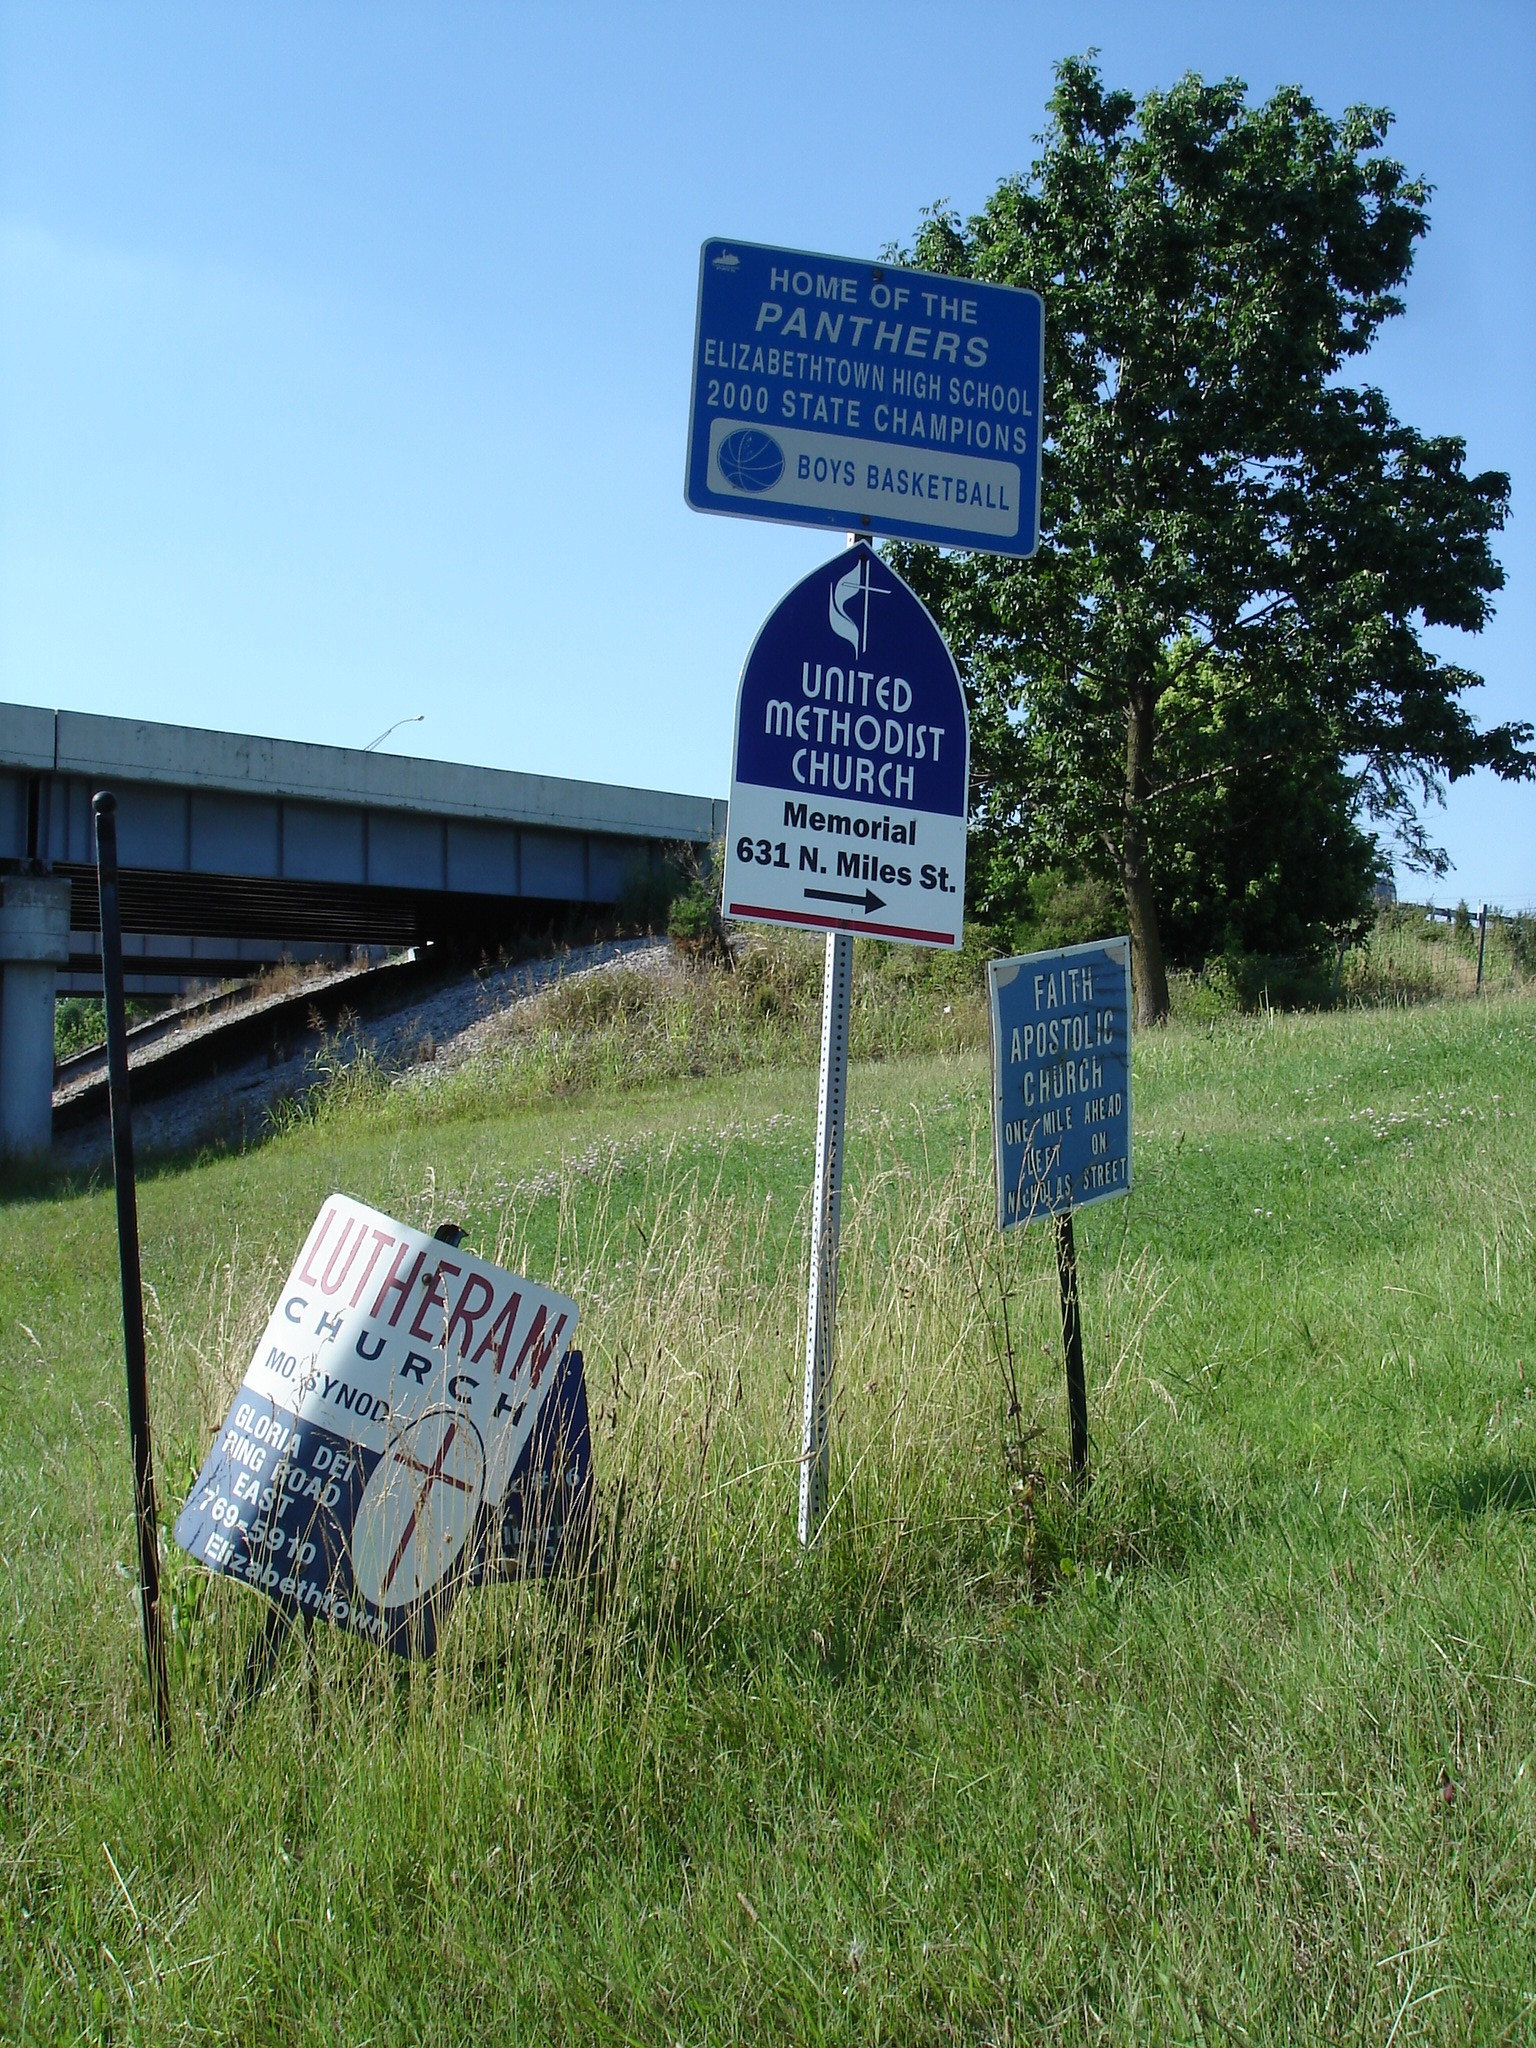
xmin=54 ymin=996 xmax=108 ymax=1062
xmin=1012 ymin=870 xmax=1122 ymax=954
xmin=666 ymin=839 xmax=732 ymax=965
xmin=1170 ymin=950 xmax=1333 ymax=1019
xmin=1506 ymin=912 xmax=1536 ymax=977
xmin=615 ymin=848 xmax=692 ymax=935
xmin=54 ymin=994 xmax=154 ymax=1062
xmin=667 ymin=878 xmax=726 ymax=952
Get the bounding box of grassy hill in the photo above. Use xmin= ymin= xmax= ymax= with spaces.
xmin=2 ymin=968 xmax=1533 ymax=2043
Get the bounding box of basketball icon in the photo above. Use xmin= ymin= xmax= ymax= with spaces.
xmin=716 ymin=429 xmax=784 ymax=493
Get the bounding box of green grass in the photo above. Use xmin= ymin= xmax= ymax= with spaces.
xmin=271 ymin=926 xmax=995 ymax=1136
xmin=1340 ymin=907 xmax=1533 ymax=1007
xmin=2 ymin=990 xmax=1534 ymax=2043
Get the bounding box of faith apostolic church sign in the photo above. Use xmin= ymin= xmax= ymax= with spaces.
xmin=721 ymin=540 xmax=969 ymax=948
xmin=686 ymin=238 xmax=1045 ymax=556
xmin=988 ymin=940 xmax=1133 ymax=1229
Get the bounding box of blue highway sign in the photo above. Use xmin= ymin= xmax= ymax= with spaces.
xmin=723 ymin=541 xmax=969 ymax=947
xmin=989 ymin=939 xmax=1132 ymax=1228
xmin=686 ymin=238 xmax=1044 ymax=557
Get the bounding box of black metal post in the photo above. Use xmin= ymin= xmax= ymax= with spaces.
xmin=93 ymin=792 xmax=171 ymax=1749
xmin=1331 ymin=929 xmax=1348 ymax=1004
xmin=1475 ymin=903 xmax=1488 ymax=994
xmin=1054 ymin=1211 xmax=1089 ymax=1485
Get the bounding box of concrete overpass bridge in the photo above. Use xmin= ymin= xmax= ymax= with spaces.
xmin=0 ymin=702 xmax=725 ymax=1152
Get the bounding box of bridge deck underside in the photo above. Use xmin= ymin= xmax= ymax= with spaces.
xmin=55 ymin=862 xmax=600 ymax=949
xmin=3 ymin=768 xmax=687 ymax=969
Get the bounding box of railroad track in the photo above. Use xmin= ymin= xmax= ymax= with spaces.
xmin=52 ymin=949 xmax=447 ymax=1132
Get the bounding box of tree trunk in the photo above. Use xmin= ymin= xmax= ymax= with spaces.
xmin=1121 ymin=685 xmax=1171 ymax=1026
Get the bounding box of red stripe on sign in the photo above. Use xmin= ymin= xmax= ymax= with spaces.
xmin=727 ymin=902 xmax=957 ymax=947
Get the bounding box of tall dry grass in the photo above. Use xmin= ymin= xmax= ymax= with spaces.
xmin=151 ymin=1108 xmax=1173 ymax=1751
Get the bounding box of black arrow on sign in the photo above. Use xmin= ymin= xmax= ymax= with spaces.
xmin=804 ymin=886 xmax=887 ymax=915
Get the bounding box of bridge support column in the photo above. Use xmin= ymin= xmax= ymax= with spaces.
xmin=0 ymin=873 xmax=71 ymax=1157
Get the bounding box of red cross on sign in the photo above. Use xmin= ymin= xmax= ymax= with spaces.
xmin=351 ymin=1407 xmax=486 ymax=1610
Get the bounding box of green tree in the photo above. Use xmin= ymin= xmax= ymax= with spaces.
xmin=1148 ymin=650 xmax=1382 ymax=964
xmin=889 ymin=57 xmax=1531 ymax=1024
xmin=986 ymin=639 xmax=1384 ymax=966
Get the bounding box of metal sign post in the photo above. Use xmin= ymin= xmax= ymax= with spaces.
xmin=93 ymin=791 xmax=172 ymax=1748
xmin=1053 ymin=1213 xmax=1090 ymax=1484
xmin=718 ymin=540 xmax=969 ymax=1543
xmin=687 ymin=236 xmax=1039 ymax=1544
xmin=800 ymin=929 xmax=853 ymax=1542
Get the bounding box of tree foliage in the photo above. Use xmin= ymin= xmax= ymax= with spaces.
xmin=888 ymin=58 xmax=1530 ymax=1022
xmin=1147 ymin=651 xmax=1382 ymax=963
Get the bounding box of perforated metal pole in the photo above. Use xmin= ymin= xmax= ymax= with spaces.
xmin=800 ymin=929 xmax=853 ymax=1544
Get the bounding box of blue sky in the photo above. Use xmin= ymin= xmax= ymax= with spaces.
xmin=2 ymin=1 xmax=1531 ymax=907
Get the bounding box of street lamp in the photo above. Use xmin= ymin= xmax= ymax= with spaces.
xmin=363 ymin=713 xmax=425 ymax=753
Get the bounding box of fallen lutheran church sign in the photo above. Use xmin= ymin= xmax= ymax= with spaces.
xmin=176 ymin=1195 xmax=586 ymax=1656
